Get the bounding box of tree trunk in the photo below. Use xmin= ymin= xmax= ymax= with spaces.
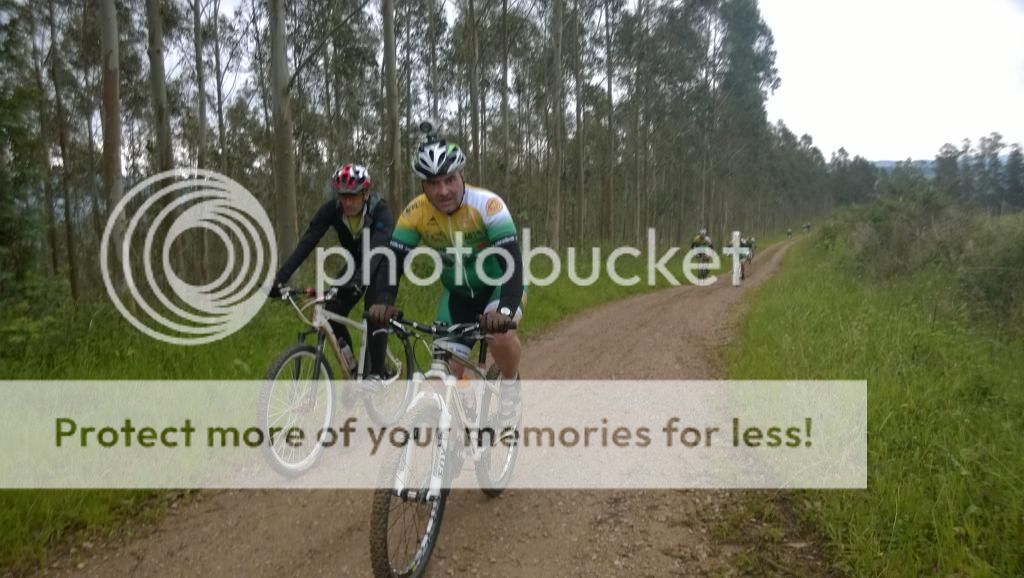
xmin=82 ymin=0 xmax=103 ymax=245
xmin=403 ymin=0 xmax=413 ymax=199
xmin=86 ymin=86 xmax=103 ymax=243
xmin=382 ymin=0 xmax=400 ymax=208
xmin=549 ymin=0 xmax=563 ymax=251
xmin=145 ymin=0 xmax=173 ymax=173
xmin=467 ymin=0 xmax=481 ymax=183
xmin=99 ymin=0 xmax=124 ymax=274
xmin=192 ymin=0 xmax=207 ymax=170
xmin=324 ymin=28 xmax=335 ymax=162
xmin=193 ymin=0 xmax=210 ymax=280
xmin=481 ymin=83 xmax=488 ymax=181
xmin=213 ymin=0 xmax=227 ymax=173
xmin=575 ymin=0 xmax=585 ymax=246
xmin=330 ymin=34 xmax=347 ymax=160
xmin=48 ymin=0 xmax=79 ymax=300
xmin=429 ymin=0 xmax=438 ymax=120
xmin=501 ymin=0 xmax=510 ymax=196
xmin=270 ymin=0 xmax=298 ymax=258
xmin=603 ymin=0 xmax=614 ymax=242
xmin=249 ymin=0 xmax=272 ymax=135
xmin=30 ymin=24 xmax=61 ymax=277
xmin=633 ymin=0 xmax=644 ymax=247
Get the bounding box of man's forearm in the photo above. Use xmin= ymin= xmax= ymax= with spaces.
xmin=494 ymin=237 xmax=524 ymax=312
xmin=371 ymin=241 xmax=411 ymax=305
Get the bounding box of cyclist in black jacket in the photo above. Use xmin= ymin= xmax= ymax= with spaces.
xmin=269 ymin=164 xmax=394 ymax=377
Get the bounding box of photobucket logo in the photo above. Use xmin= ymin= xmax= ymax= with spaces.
xmin=100 ymin=169 xmax=277 ymax=345
xmin=314 ymin=228 xmax=748 ymax=290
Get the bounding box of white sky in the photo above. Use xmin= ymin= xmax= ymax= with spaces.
xmin=760 ymin=0 xmax=1024 ymax=160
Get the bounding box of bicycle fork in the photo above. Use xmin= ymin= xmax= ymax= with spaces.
xmin=427 ymin=409 xmax=452 ymax=501
xmin=292 ymin=333 xmax=329 ymax=413
xmin=392 ymin=400 xmax=453 ymax=503
xmin=390 ymin=338 xmax=492 ymax=502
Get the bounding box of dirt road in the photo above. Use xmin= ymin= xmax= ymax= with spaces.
xmin=34 ymin=241 xmax=831 ymax=577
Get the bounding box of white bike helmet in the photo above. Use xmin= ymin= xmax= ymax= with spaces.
xmin=411 ymin=139 xmax=467 ymax=180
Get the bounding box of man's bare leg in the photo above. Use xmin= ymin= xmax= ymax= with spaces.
xmin=488 ymin=330 xmax=521 ymax=380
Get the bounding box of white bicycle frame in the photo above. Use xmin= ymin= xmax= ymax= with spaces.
xmin=285 ymin=288 xmax=402 ymax=384
xmin=392 ymin=334 xmax=504 ymax=501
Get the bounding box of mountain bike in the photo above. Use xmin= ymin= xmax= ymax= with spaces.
xmin=369 ymin=315 xmax=522 ymax=578
xmin=261 ymin=286 xmax=417 ymax=476
xmin=740 ymin=249 xmax=752 ymax=280
xmin=695 ymin=250 xmax=712 ymax=280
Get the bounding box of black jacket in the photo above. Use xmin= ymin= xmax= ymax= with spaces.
xmin=274 ymin=193 xmax=394 ymax=287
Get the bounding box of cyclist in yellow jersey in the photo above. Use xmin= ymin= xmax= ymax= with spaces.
xmin=690 ymin=227 xmax=713 ymax=250
xmin=368 ymin=121 xmax=524 ymax=423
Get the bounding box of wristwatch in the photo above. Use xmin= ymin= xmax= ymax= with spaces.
xmin=499 ymin=306 xmax=512 ymax=317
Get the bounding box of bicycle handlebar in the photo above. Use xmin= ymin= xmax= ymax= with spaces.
xmin=270 ymin=286 xmax=338 ymax=328
xmin=271 ymin=289 xmax=518 ymax=336
xmin=385 ymin=313 xmax=517 ymax=337
xmin=277 ymin=286 xmax=315 ymax=299
xmin=274 ymin=286 xmax=341 ymax=303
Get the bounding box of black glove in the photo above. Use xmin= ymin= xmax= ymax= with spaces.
xmin=267 ymin=282 xmax=285 ymax=299
xmin=480 ymin=311 xmax=515 ymax=334
xmin=367 ymin=304 xmax=399 ymax=326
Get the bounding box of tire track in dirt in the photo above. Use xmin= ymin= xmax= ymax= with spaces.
xmin=32 ymin=241 xmax=832 ymax=578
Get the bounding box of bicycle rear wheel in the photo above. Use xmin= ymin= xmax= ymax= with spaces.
xmin=259 ymin=344 xmax=334 ymax=476
xmin=369 ymin=403 xmax=448 ymax=578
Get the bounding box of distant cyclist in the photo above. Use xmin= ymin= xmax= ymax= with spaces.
xmin=690 ymin=228 xmax=714 ymax=279
xmin=690 ymin=227 xmax=713 ymax=250
xmin=739 ymin=236 xmax=754 ymax=262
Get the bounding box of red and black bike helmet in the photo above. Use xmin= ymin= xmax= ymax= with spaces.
xmin=331 ymin=163 xmax=371 ymax=195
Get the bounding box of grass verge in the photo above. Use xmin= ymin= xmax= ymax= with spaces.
xmin=728 ymin=237 xmax=1024 ymax=576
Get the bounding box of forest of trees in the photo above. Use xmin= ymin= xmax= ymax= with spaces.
xmin=933 ymin=134 xmax=1024 ymax=210
xmin=0 ymin=0 xmax=917 ymax=303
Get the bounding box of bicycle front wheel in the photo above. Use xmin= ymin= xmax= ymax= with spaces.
xmin=259 ymin=344 xmax=334 ymax=476
xmin=363 ymin=332 xmax=417 ymax=427
xmin=369 ymin=403 xmax=448 ymax=578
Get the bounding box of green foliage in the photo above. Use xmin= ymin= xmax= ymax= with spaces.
xmin=935 ymin=133 xmax=1021 ymax=210
xmin=828 ymin=148 xmax=879 ymax=206
xmin=0 ymin=490 xmax=165 ymax=570
xmin=954 ymin=213 xmax=1024 ymax=331
xmin=818 ymin=195 xmax=1024 ymax=336
xmin=0 ymin=1 xmax=45 ymax=295
xmin=730 ymin=239 xmax=1024 ymax=576
xmin=1005 ymin=145 xmax=1024 ymax=209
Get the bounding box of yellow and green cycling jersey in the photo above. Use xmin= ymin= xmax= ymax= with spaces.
xmin=391 ymin=185 xmax=518 ymax=298
xmin=690 ymin=234 xmax=713 ymax=248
